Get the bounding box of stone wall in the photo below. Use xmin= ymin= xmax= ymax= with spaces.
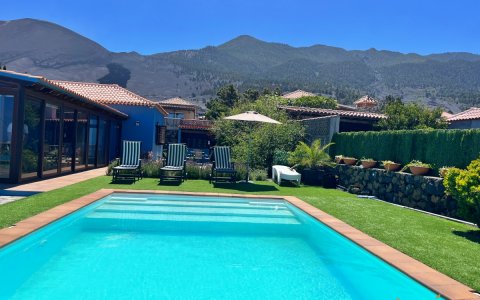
xmin=336 ymin=165 xmax=458 ymax=217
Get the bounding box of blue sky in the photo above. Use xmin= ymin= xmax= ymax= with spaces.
xmin=2 ymin=0 xmax=480 ymax=55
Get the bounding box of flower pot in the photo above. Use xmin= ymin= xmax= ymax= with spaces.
xmin=409 ymin=166 xmax=430 ymax=176
xmin=301 ymin=168 xmax=324 ymax=186
xmin=361 ymin=160 xmax=377 ymax=169
xmin=343 ymin=158 xmax=357 ymax=165
xmin=384 ymin=163 xmax=401 ymax=172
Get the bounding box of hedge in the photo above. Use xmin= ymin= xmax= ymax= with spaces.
xmin=331 ymin=129 xmax=480 ymax=169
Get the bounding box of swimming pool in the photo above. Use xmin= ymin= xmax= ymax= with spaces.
xmin=0 ymin=192 xmax=443 ymax=299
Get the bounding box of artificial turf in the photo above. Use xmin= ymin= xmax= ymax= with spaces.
xmin=0 ymin=177 xmax=479 ymax=291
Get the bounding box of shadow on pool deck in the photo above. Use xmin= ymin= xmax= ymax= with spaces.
xmin=453 ymin=229 xmax=480 ymax=244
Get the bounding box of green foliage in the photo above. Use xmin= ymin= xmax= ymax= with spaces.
xmin=400 ymin=160 xmax=432 ymax=172
xmin=142 ymin=161 xmax=163 ymax=178
xmin=186 ymin=163 xmax=210 ymax=180
xmin=106 ymin=159 xmax=120 ymax=176
xmin=272 ymin=149 xmax=289 ymax=166
xmin=250 ymin=169 xmax=268 ymax=181
xmin=206 ymin=84 xmax=240 ymax=120
xmin=288 ymin=139 xmax=335 ymax=169
xmin=377 ymin=97 xmax=448 ymax=130
xmin=212 ymin=95 xmax=304 ymax=169
xmin=280 ymin=95 xmax=338 ymax=109
xmin=331 ymin=129 xmax=480 ymax=170
xmin=444 ymin=158 xmax=480 ymax=224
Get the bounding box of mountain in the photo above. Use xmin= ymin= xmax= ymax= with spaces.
xmin=1 ymin=18 xmax=480 ymax=112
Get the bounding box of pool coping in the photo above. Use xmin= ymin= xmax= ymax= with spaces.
xmin=0 ymin=188 xmax=477 ymax=300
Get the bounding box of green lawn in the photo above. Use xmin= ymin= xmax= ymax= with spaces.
xmin=0 ymin=177 xmax=479 ymax=291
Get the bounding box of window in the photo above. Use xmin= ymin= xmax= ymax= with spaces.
xmin=97 ymin=118 xmax=107 ymax=166
xmin=61 ymin=108 xmax=75 ymax=172
xmin=21 ymin=99 xmax=41 ymax=179
xmin=75 ymin=111 xmax=88 ymax=169
xmin=0 ymin=95 xmax=14 ymax=178
xmin=88 ymin=115 xmax=98 ymax=167
xmin=43 ymin=103 xmax=60 ymax=175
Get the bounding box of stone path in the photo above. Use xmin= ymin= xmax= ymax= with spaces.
xmin=0 ymin=167 xmax=107 ymax=205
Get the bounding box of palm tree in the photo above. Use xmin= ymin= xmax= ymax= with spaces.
xmin=288 ymin=139 xmax=335 ymax=169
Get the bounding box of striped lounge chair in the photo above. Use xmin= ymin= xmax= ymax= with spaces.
xmin=112 ymin=140 xmax=142 ymax=182
xmin=210 ymin=146 xmax=236 ymax=183
xmin=160 ymin=143 xmax=187 ymax=182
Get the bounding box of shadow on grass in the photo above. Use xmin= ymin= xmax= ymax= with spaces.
xmin=158 ymin=180 xmax=182 ymax=187
xmin=453 ymin=229 xmax=480 ymax=244
xmin=213 ymin=182 xmax=278 ymax=193
xmin=108 ymin=179 xmax=137 ymax=185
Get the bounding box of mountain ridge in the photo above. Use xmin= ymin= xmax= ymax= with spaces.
xmin=1 ymin=18 xmax=479 ymax=111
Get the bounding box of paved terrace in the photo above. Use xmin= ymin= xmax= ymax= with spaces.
xmin=0 ymin=168 xmax=107 ymax=205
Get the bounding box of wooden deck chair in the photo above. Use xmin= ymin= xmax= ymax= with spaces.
xmin=160 ymin=143 xmax=187 ymax=182
xmin=112 ymin=140 xmax=142 ymax=182
xmin=210 ymin=146 xmax=236 ymax=183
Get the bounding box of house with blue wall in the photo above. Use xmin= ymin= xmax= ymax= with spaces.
xmin=50 ymin=80 xmax=168 ymax=158
xmin=447 ymin=107 xmax=480 ymax=129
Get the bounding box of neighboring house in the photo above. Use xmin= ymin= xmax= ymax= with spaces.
xmin=354 ymin=95 xmax=378 ymax=109
xmin=50 ymin=81 xmax=168 ymax=158
xmin=282 ymin=89 xmax=316 ymax=99
xmin=279 ymin=105 xmax=386 ymax=132
xmin=447 ymin=107 xmax=480 ymax=129
xmin=0 ymin=70 xmax=127 ymax=183
xmin=157 ymin=97 xmax=214 ymax=153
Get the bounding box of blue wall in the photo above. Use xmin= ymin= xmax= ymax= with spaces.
xmin=110 ymin=105 xmax=164 ymax=157
xmin=449 ymin=120 xmax=480 ymax=129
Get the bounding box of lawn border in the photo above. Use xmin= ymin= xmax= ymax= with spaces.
xmin=0 ymin=188 xmax=477 ymax=300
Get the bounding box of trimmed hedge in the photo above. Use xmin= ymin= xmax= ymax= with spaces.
xmin=331 ymin=129 xmax=480 ymax=169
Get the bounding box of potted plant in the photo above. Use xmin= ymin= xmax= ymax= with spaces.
xmin=401 ymin=160 xmax=432 ymax=176
xmin=334 ymin=155 xmax=344 ymax=164
xmin=360 ymin=158 xmax=377 ymax=169
xmin=382 ymin=160 xmax=401 ymax=172
xmin=343 ymin=157 xmax=357 ymax=165
xmin=288 ymin=139 xmax=335 ymax=186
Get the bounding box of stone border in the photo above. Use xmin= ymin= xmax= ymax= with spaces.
xmin=0 ymin=189 xmax=477 ymax=300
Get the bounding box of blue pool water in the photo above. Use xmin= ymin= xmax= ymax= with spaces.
xmin=0 ymin=193 xmax=441 ymax=299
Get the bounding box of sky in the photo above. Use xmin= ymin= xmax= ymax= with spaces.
xmin=2 ymin=0 xmax=480 ymax=55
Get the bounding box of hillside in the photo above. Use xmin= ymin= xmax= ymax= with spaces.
xmin=1 ymin=18 xmax=480 ymax=111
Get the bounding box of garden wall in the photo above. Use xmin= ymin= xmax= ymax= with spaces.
xmin=336 ymin=165 xmax=458 ymax=218
xmin=331 ymin=129 xmax=480 ymax=169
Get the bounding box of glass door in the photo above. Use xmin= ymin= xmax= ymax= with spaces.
xmin=43 ymin=103 xmax=60 ymax=176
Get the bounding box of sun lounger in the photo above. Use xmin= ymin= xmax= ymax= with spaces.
xmin=272 ymin=165 xmax=301 ymax=186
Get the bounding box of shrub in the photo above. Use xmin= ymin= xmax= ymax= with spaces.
xmin=272 ymin=149 xmax=289 ymax=166
xmin=106 ymin=159 xmax=120 ymax=176
xmin=444 ymin=158 xmax=480 ymax=225
xmin=250 ymin=169 xmax=268 ymax=181
xmin=142 ymin=161 xmax=162 ymax=178
xmin=331 ymin=129 xmax=480 ymax=170
xmin=186 ymin=163 xmax=211 ymax=180
xmin=288 ymin=139 xmax=335 ymax=170
xmin=280 ymin=95 xmax=338 ymax=109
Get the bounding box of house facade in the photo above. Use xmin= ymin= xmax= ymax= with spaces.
xmin=0 ymin=70 xmax=127 ymax=183
xmin=447 ymin=107 xmax=480 ymax=129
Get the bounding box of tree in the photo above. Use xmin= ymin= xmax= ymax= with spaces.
xmin=242 ymin=88 xmax=260 ymax=102
xmin=377 ymin=96 xmax=448 ymax=130
xmin=212 ymin=95 xmax=305 ymax=170
xmin=280 ymin=95 xmax=338 ymax=109
xmin=216 ymin=84 xmax=239 ymax=107
xmin=205 ymin=84 xmax=240 ymax=120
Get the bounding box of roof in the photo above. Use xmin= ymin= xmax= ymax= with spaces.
xmin=354 ymin=95 xmax=378 ymax=106
xmin=447 ymin=107 xmax=480 ymax=122
xmin=441 ymin=111 xmax=453 ymax=119
xmin=178 ymin=119 xmax=213 ymax=131
xmin=278 ymin=105 xmax=386 ymax=120
xmin=0 ymin=70 xmax=127 ymax=118
xmin=158 ymin=97 xmax=197 ymax=109
xmin=282 ymin=90 xmax=316 ymax=99
xmin=49 ymin=80 xmax=167 ymax=116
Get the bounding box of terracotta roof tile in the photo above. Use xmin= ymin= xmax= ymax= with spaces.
xmin=354 ymin=95 xmax=378 ymax=106
xmin=448 ymin=107 xmax=480 ymax=121
xmin=279 ymin=105 xmax=386 ymax=120
xmin=0 ymin=70 xmax=128 ymax=118
xmin=282 ymin=90 xmax=316 ymax=99
xmin=158 ymin=97 xmax=197 ymax=108
xmin=48 ymin=80 xmax=167 ymax=116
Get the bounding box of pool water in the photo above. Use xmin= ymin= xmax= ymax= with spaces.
xmin=0 ymin=193 xmax=441 ymax=299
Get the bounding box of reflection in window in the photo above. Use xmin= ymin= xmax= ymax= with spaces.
xmin=61 ymin=108 xmax=75 ymax=172
xmin=43 ymin=103 xmax=60 ymax=175
xmin=0 ymin=95 xmax=14 ymax=178
xmin=22 ymin=99 xmax=41 ymax=179
xmin=75 ymin=111 xmax=88 ymax=169
xmin=88 ymin=115 xmax=98 ymax=166
xmin=97 ymin=119 xmax=107 ymax=166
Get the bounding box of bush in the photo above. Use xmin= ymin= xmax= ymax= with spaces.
xmin=186 ymin=163 xmax=211 ymax=180
xmin=331 ymin=129 xmax=480 ymax=170
xmin=279 ymin=95 xmax=338 ymax=109
xmin=250 ymin=169 xmax=268 ymax=181
xmin=444 ymin=158 xmax=480 ymax=225
xmin=272 ymin=149 xmax=289 ymax=166
xmin=106 ymin=159 xmax=120 ymax=176
xmin=142 ymin=161 xmax=162 ymax=178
